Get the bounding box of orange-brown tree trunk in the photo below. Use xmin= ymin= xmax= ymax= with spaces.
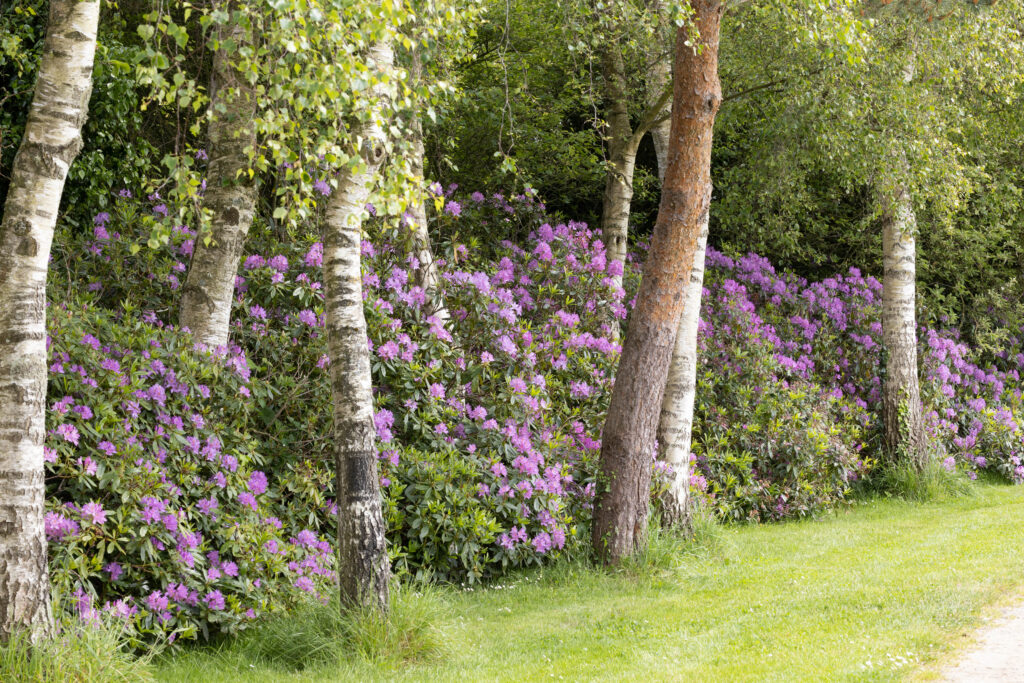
xmin=592 ymin=0 xmax=723 ymax=564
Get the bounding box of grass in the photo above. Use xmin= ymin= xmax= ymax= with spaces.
xmin=234 ymin=585 xmax=447 ymax=670
xmin=155 ymin=481 xmax=1024 ymax=682
xmin=871 ymin=457 xmax=974 ymax=502
xmin=0 ymin=614 xmax=156 ymax=682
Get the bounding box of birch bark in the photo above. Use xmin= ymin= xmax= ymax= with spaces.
xmin=879 ymin=167 xmax=925 ymax=464
xmin=879 ymin=57 xmax=925 ymax=465
xmin=656 ymin=212 xmax=708 ymax=527
xmin=179 ymin=13 xmax=258 ymax=348
xmin=323 ymin=39 xmax=394 ymax=611
xmin=0 ymin=0 xmax=100 ymax=640
xmin=406 ymin=48 xmax=448 ymax=322
xmin=599 ymin=47 xmax=639 ymax=287
xmin=646 ymin=0 xmax=672 ymax=183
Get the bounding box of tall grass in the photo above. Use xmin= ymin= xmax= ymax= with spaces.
xmin=874 ymin=457 xmax=973 ymax=502
xmin=237 ymin=584 xmax=448 ymax=671
xmin=618 ymin=503 xmax=725 ymax=579
xmin=0 ymin=614 xmax=155 ymax=683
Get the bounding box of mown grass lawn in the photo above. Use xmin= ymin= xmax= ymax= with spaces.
xmin=156 ymin=482 xmax=1024 ymax=682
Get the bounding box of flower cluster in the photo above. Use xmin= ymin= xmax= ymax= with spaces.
xmin=702 ymin=249 xmax=1024 ymax=484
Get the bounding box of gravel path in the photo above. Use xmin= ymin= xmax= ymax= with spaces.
xmin=941 ymin=601 xmax=1024 ymax=682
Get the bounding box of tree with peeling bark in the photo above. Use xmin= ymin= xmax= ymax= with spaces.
xmin=878 ymin=150 xmax=925 ymax=464
xmin=179 ymin=5 xmax=258 ymax=349
xmin=869 ymin=1 xmax=1005 ymax=466
xmin=139 ymin=0 xmax=479 ymax=611
xmin=645 ymin=0 xmax=673 ymax=182
xmin=0 ymin=0 xmax=100 ymax=640
xmin=323 ymin=37 xmax=396 ymax=611
xmin=652 ymin=0 xmax=868 ymax=523
xmin=592 ymin=0 xmax=723 ymax=563
xmin=400 ymin=1 xmax=483 ymax=320
xmin=405 ymin=46 xmax=448 ymax=321
xmin=647 ymin=0 xmax=702 ymax=529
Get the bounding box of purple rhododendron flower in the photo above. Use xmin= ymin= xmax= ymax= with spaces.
xmin=80 ymin=501 xmax=107 ymax=525
xmin=204 ymin=590 xmax=226 ymax=611
xmin=248 ymin=471 xmax=268 ymax=495
xmin=57 ymin=423 xmax=80 ymax=446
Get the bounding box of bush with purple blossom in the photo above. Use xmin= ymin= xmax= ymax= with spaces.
xmin=42 ymin=304 xmax=334 ymax=642
xmin=45 ymin=183 xmax=1024 ymax=641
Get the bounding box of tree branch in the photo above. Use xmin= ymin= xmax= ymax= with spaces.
xmin=629 ymin=83 xmax=672 ymax=149
xmin=722 ymin=67 xmax=825 ymax=105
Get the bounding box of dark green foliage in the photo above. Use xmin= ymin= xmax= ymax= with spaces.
xmin=0 ymin=3 xmax=159 ymax=229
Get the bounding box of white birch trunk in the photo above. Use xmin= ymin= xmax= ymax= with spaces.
xmin=879 ymin=57 xmax=924 ymax=466
xmin=179 ymin=14 xmax=258 ymax=348
xmin=601 ymin=148 xmax=638 ymax=286
xmin=879 ymin=170 xmax=924 ymax=464
xmin=0 ymin=0 xmax=100 ymax=640
xmin=646 ymin=0 xmax=672 ymax=183
xmin=656 ymin=212 xmax=708 ymax=528
xmin=406 ymin=49 xmax=448 ymax=323
xmin=599 ymin=47 xmax=638 ymax=288
xmin=648 ymin=73 xmax=671 ymax=183
xmin=323 ymin=39 xmax=393 ymax=612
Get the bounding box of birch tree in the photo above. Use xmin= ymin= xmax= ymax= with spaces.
xmin=405 ymin=46 xmax=449 ymax=322
xmin=648 ymin=0 xmax=705 ymax=527
xmin=656 ymin=212 xmax=708 ymax=527
xmin=878 ymin=159 xmax=924 ymax=463
xmin=592 ymin=0 xmax=722 ymax=563
xmin=871 ymin=1 xmax=1004 ymax=465
xmin=597 ymin=25 xmax=672 ymax=285
xmin=323 ymin=38 xmax=395 ymax=611
xmin=869 ymin=51 xmax=923 ymax=463
xmin=714 ymin=0 xmax=1012 ymax=466
xmin=179 ymin=7 xmax=258 ymax=348
xmin=650 ymin=0 xmax=859 ymax=525
xmin=646 ymin=0 xmax=673 ymax=182
xmin=372 ymin=0 xmax=480 ymax=322
xmin=0 ymin=0 xmax=100 ymax=640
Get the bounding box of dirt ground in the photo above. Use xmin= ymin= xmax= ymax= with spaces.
xmin=940 ymin=601 xmax=1024 ymax=682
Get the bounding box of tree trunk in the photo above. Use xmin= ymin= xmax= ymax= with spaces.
xmin=656 ymin=212 xmax=708 ymax=528
xmin=879 ymin=54 xmax=924 ymax=467
xmin=323 ymin=39 xmax=393 ymax=612
xmin=407 ymin=48 xmax=447 ymax=322
xmin=179 ymin=13 xmax=258 ymax=348
xmin=879 ymin=171 xmax=924 ymax=465
xmin=592 ymin=0 xmax=722 ymax=564
xmin=599 ymin=47 xmax=639 ymax=286
xmin=0 ymin=0 xmax=100 ymax=641
xmin=646 ymin=0 xmax=672 ymax=183
xmin=648 ymin=72 xmax=672 ymax=183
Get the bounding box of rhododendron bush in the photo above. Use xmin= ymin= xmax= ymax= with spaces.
xmin=697 ymin=250 xmax=1024 ymax=486
xmin=42 ymin=186 xmax=1024 ymax=641
xmin=44 ymin=305 xmax=332 ymax=642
